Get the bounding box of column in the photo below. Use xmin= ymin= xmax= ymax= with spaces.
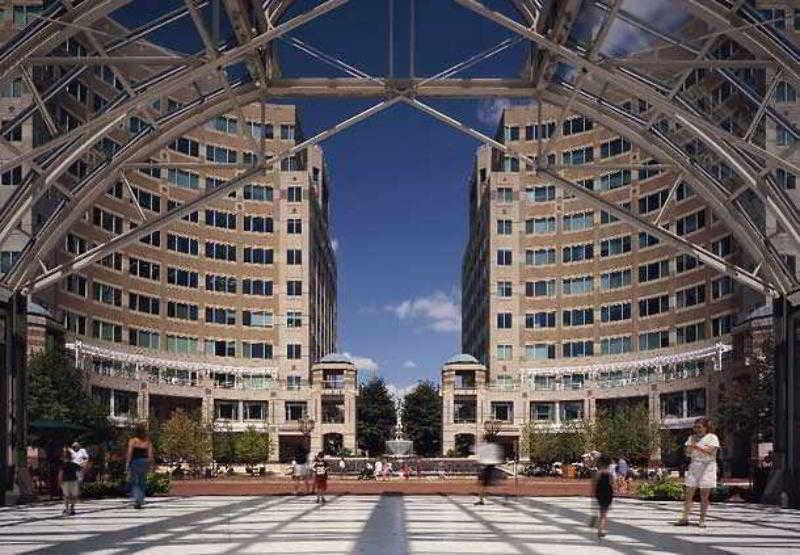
xmin=109 ymin=389 xmax=116 ymax=419
xmin=682 ymin=390 xmax=688 ymax=419
xmin=554 ymin=401 xmax=561 ymax=426
xmin=138 ymin=384 xmax=149 ymax=423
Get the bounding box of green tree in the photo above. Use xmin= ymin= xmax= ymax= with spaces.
xmin=715 ymin=335 xmax=775 ymax=449
xmin=401 ymin=381 xmax=442 ymax=457
xmin=212 ymin=422 xmax=237 ymax=465
xmin=235 ymin=426 xmax=272 ymax=466
xmin=158 ymin=409 xmax=211 ymax=472
xmin=357 ymin=377 xmax=396 ymax=456
xmin=584 ymin=404 xmax=662 ymax=464
xmin=27 ymin=345 xmax=113 ymax=447
xmin=520 ymin=421 xmax=586 ymax=463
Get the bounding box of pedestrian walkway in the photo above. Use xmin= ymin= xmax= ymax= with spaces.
xmin=0 ymin=495 xmax=797 ymax=554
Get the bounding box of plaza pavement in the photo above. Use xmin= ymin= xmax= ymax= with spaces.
xmin=0 ymin=495 xmax=797 ymax=554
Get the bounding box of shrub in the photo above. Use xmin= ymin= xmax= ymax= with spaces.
xmin=146 ymin=473 xmax=171 ymax=496
xmin=635 ymin=478 xmax=684 ymax=501
xmin=82 ymin=481 xmax=125 ymax=499
xmin=711 ymin=484 xmax=731 ymax=502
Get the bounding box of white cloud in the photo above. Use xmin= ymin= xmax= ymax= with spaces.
xmin=402 ymin=360 xmax=417 ymax=369
xmin=331 ymin=239 xmax=339 ymax=252
xmin=342 ymin=352 xmax=378 ymax=373
xmin=596 ymin=1 xmax=690 ymax=58
xmin=477 ymin=98 xmax=512 ymax=126
xmin=386 ymin=290 xmax=460 ymax=333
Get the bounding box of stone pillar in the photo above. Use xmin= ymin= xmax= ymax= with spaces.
xmin=201 ymin=390 xmax=214 ymax=425
xmin=109 ymin=389 xmax=116 ymax=419
xmin=554 ymin=401 xmax=561 ymax=426
xmin=682 ymin=390 xmax=688 ymax=419
xmin=139 ymin=383 xmax=149 ymax=422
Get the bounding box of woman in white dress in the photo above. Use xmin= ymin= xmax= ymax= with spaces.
xmin=675 ymin=417 xmax=720 ymax=528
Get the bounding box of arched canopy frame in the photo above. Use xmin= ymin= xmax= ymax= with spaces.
xmin=0 ymin=0 xmax=797 ymax=301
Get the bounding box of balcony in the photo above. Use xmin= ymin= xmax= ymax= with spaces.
xmin=322 ymin=379 xmax=346 ymax=391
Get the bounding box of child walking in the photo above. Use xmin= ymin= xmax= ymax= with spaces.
xmin=312 ymin=452 xmax=329 ymax=504
xmin=58 ymin=447 xmax=82 ymax=516
xmin=593 ymin=454 xmax=614 ymax=538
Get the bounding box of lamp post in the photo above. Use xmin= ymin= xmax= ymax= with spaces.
xmin=299 ymin=416 xmax=315 ymax=457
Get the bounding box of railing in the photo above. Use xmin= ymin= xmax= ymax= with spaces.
xmin=454 ymin=382 xmax=477 ymax=390
xmin=322 ymin=379 xmax=346 ymax=390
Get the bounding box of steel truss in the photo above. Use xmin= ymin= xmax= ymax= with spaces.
xmin=0 ymin=0 xmax=799 ymax=503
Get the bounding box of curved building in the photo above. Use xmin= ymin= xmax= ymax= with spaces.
xmin=449 ymin=103 xmax=745 ymax=462
xmin=0 ymin=13 xmax=351 ymax=461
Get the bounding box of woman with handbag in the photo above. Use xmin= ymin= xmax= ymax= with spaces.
xmin=675 ymin=417 xmax=720 ymax=528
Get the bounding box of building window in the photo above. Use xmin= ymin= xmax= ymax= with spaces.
xmin=210 ymin=115 xmax=238 ymax=134
xmin=711 ymin=236 xmax=733 ymax=257
xmin=526 ymin=344 xmax=555 ymax=360
xmin=676 ymin=254 xmax=703 ymax=274
xmin=205 ymin=210 xmax=236 ymax=230
xmin=287 ymin=249 xmax=302 ymax=265
xmin=64 ymin=311 xmax=87 ymax=336
xmin=242 ymin=342 xmax=273 ymax=359
xmin=167 ymin=233 xmax=198 ymax=256
xmin=205 ymin=339 xmax=236 ymax=357
xmin=600 ymin=269 xmax=631 ymax=290
xmin=638 ymin=232 xmax=660 ymax=249
xmin=563 ymin=341 xmax=593 ymax=358
xmin=205 ymin=241 xmax=236 ymax=262
xmin=64 ymin=275 xmax=87 ymax=297
xmin=92 ymin=282 xmax=122 ymax=307
xmin=496 ymin=312 xmax=512 ymax=329
xmin=244 ymin=216 xmax=273 ymax=233
xmin=287 ymin=186 xmax=303 ymax=202
xmin=526 ymin=217 xmax=556 ymax=234
xmin=776 ymin=168 xmax=797 ymax=190
xmin=215 ymin=401 xmax=238 ymax=420
xmin=638 ymin=189 xmax=669 ymax=214
xmin=243 ymin=310 xmax=273 ymax=328
xmin=639 ymin=294 xmax=670 ymax=317
xmin=206 ymin=145 xmax=238 ymax=164
xmin=531 ymin=402 xmax=555 ymax=422
xmin=562 ymin=115 xmax=593 ymax=136
xmin=491 ymin=401 xmax=513 ymax=422
xmin=526 ymin=185 xmax=556 ymax=203
xmin=562 ymin=211 xmax=593 ymax=232
xmin=287 ymin=344 xmax=302 ymax=359
xmin=676 ymin=322 xmax=706 ymax=344
xmin=243 ymin=184 xmax=273 ymax=201
xmin=287 ymin=280 xmax=302 ymax=296
xmin=676 ymin=210 xmax=706 ymax=236
xmin=496 ymin=344 xmax=513 ymax=361
xmin=562 ymin=308 xmax=594 ymax=327
xmin=1 ymin=166 xmax=23 ymax=186
xmin=599 ymin=137 xmax=631 ymax=158
xmin=711 ymin=276 xmax=734 ymax=299
xmin=206 ymin=274 xmax=236 ymax=293
xmin=676 ymin=284 xmax=706 ymax=309
xmin=166 ymin=334 xmax=199 ymax=354
xmin=600 ymin=303 xmax=631 ymax=323
xmin=639 ymin=330 xmax=670 ymax=351
xmin=526 ymin=279 xmax=556 ymax=297
xmin=712 ymin=314 xmax=733 ymax=337
xmin=496 ymin=281 xmax=512 ymax=297
xmin=168 ymin=137 xmax=200 ymax=157
xmin=0 ymin=251 xmax=20 ymax=273
xmin=129 ymin=329 xmax=160 ymax=350
xmin=600 ymin=336 xmax=632 ymax=355
xmin=205 ymin=307 xmax=236 ymax=326
xmin=687 ymin=389 xmax=706 ymax=417
xmin=287 ymin=311 xmax=302 ymax=328
xmin=287 ymin=218 xmax=302 ymax=234
xmin=167 ymin=267 xmax=197 ymax=288
xmin=562 ymin=146 xmax=594 ymax=166
xmin=496 ymin=250 xmax=512 ymax=266
xmin=285 ymin=401 xmax=307 ymax=421
xmin=639 ymin=259 xmax=670 ymax=283
xmin=496 ymin=187 xmax=514 ymax=202
xmin=528 ymin=248 xmax=556 ymax=266
xmin=526 ymin=312 xmax=555 ymax=329
xmin=496 ymin=219 xmax=512 ymax=235
xmin=598 ymin=170 xmax=632 ymax=191
xmin=92 ymin=319 xmax=122 ymax=343
xmin=243 ymin=279 xmax=272 ymax=296
xmin=562 ymin=275 xmax=593 ymax=295
xmin=129 ymin=293 xmax=160 ymax=315
xmin=167 ymin=302 xmax=199 ymax=321
xmin=600 ymin=236 xmax=631 ymax=257
xmin=243 ymin=247 xmax=273 ymax=265
xmin=562 ymin=243 xmax=593 ymax=263
xmin=93 ymin=208 xmax=123 ymax=234
xmin=775 ymin=81 xmax=796 ymax=103
xmin=129 ymin=258 xmax=160 ymax=281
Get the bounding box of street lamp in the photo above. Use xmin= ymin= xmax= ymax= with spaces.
xmin=299 ymin=416 xmax=315 ymax=456
xmin=483 ymin=419 xmax=503 ymax=442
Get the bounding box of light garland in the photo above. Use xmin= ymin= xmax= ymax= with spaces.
xmin=521 ymin=342 xmax=731 ymax=378
xmin=66 ymin=341 xmax=279 ymax=376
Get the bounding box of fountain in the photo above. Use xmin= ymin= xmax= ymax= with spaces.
xmin=385 ymin=399 xmax=413 ymax=458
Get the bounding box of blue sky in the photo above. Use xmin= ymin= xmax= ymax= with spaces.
xmin=277 ymin=1 xmax=526 ymax=391
xmin=114 ymin=0 xmax=680 ymax=394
